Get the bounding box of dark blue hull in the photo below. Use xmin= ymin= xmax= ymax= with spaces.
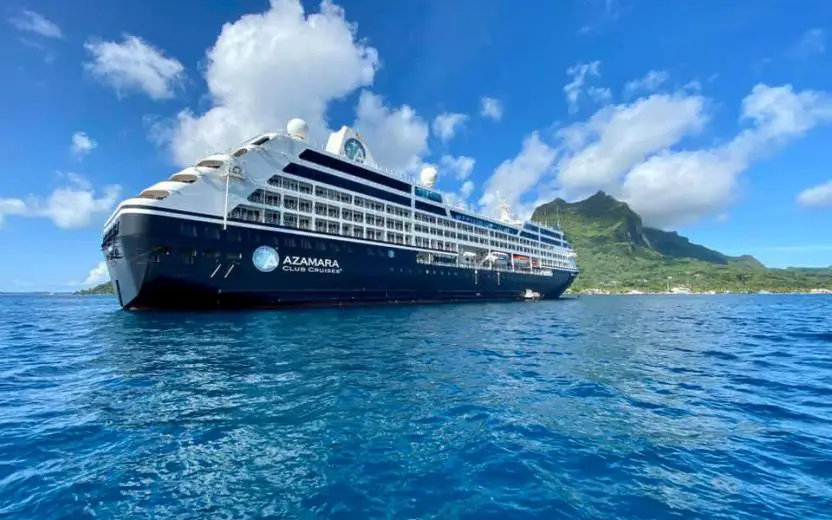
xmin=103 ymin=211 xmax=578 ymax=310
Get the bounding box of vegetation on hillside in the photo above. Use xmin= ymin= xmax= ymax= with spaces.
xmin=76 ymin=282 xmax=114 ymax=296
xmin=531 ymin=191 xmax=832 ymax=293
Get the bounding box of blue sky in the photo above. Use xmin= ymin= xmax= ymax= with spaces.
xmin=2 ymin=0 xmax=832 ymax=292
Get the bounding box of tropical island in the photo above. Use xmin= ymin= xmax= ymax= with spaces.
xmin=76 ymin=283 xmax=116 ymax=296
xmin=534 ymin=191 xmax=832 ymax=295
xmin=76 ymin=191 xmax=832 ymax=297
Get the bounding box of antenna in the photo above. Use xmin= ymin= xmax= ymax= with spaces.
xmin=222 ymin=167 xmax=230 ymax=231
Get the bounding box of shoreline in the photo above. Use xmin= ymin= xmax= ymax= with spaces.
xmin=570 ymin=288 xmax=832 ymax=296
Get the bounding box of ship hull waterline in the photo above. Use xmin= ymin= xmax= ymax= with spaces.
xmin=104 ymin=211 xmax=578 ymax=311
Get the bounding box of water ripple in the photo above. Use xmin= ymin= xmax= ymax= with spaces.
xmin=1 ymin=294 xmax=831 ymax=518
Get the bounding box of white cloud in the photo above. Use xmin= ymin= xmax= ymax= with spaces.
xmin=556 ymin=91 xmax=708 ymax=196
xmin=624 ymin=70 xmax=669 ymax=96
xmin=621 ymin=84 xmax=832 ymax=226
xmin=619 ymin=149 xmax=741 ymax=226
xmin=160 ymin=0 xmax=383 ymax=167
xmin=9 ymin=10 xmax=62 ymax=39
xmin=479 ymin=96 xmax=503 ymax=121
xmin=0 ymin=175 xmax=120 ymax=228
xmin=432 ymin=112 xmax=467 ymax=142
xmin=683 ymin=80 xmax=702 ymax=93
xmin=477 ymin=81 xmax=832 ymax=228
xmin=83 ymin=261 xmax=109 ymax=286
xmin=442 ymin=180 xmax=476 ymax=211
xmin=440 ymin=155 xmax=475 ymax=180
xmin=84 ymin=34 xmax=185 ymax=100
xmin=797 ymin=179 xmax=832 ymax=207
xmin=794 ymin=28 xmax=826 ymax=58
xmin=564 ymin=61 xmax=601 ymax=113
xmin=588 ymin=86 xmax=612 ymax=104
xmin=441 ymin=193 xmax=468 ymax=211
xmin=71 ymin=131 xmax=97 ymax=157
xmin=0 ymin=199 xmax=27 ymax=226
xmin=478 ymin=132 xmax=557 ymax=218
xmin=353 ymin=91 xmax=429 ymax=172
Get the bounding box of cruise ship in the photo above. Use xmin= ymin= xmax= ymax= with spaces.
xmin=100 ymin=118 xmax=579 ymax=310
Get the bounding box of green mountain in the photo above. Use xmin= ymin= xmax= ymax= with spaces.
xmin=532 ymin=191 xmax=832 ymax=293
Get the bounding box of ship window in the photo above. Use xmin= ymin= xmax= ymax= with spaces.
xmin=388 ymin=250 xmax=395 ymax=258
xmin=298 ymin=149 xmax=411 ymax=193
xmin=315 ymin=241 xmax=326 ymax=252
xmin=283 ymin=163 xmax=411 ymax=207
xmin=139 ymin=189 xmax=169 ymax=200
xmin=228 ymin=230 xmax=242 ymax=242
xmin=179 ymin=222 xmax=196 ymax=237
xmin=252 ymin=135 xmax=271 ymax=146
xmin=196 ymin=159 xmax=224 ymax=168
xmin=301 ymin=239 xmax=312 ymax=249
xmin=264 ymin=210 xmax=280 ymax=224
xmin=232 ymin=148 xmax=248 ymax=157
xmin=284 ymin=237 xmax=296 ymax=247
xmin=204 ymin=226 xmax=221 ymax=239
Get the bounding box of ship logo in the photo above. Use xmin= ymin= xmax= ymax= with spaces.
xmin=252 ymin=245 xmax=280 ymax=273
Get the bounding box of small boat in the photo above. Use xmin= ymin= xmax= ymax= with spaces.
xmin=523 ymin=289 xmax=541 ymax=300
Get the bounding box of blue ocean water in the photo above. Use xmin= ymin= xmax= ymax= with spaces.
xmin=1 ymin=294 xmax=831 ymax=519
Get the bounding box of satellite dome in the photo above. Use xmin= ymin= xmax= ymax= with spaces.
xmin=286 ymin=118 xmax=309 ymax=140
xmin=420 ymin=165 xmax=438 ymax=188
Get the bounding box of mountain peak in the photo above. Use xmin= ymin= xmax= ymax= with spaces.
xmin=530 ymin=191 xmax=770 ymax=288
xmin=573 ymin=190 xmax=637 ymax=217
xmin=587 ymin=189 xmax=613 ymax=200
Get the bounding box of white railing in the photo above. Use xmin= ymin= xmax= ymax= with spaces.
xmin=230 ymin=135 xmax=576 ymax=264
xmin=415 ymin=258 xmax=557 ymax=276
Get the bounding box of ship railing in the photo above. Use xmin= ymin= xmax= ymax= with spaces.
xmin=236 ymin=137 xmax=575 ymax=262
xmin=247 ymin=132 xmax=499 ymax=214
xmin=415 ymin=258 xmax=558 ymax=276
xmin=251 ymin=134 xmax=538 ymax=238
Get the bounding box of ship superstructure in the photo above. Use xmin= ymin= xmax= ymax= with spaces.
xmin=101 ymin=118 xmax=578 ymax=309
